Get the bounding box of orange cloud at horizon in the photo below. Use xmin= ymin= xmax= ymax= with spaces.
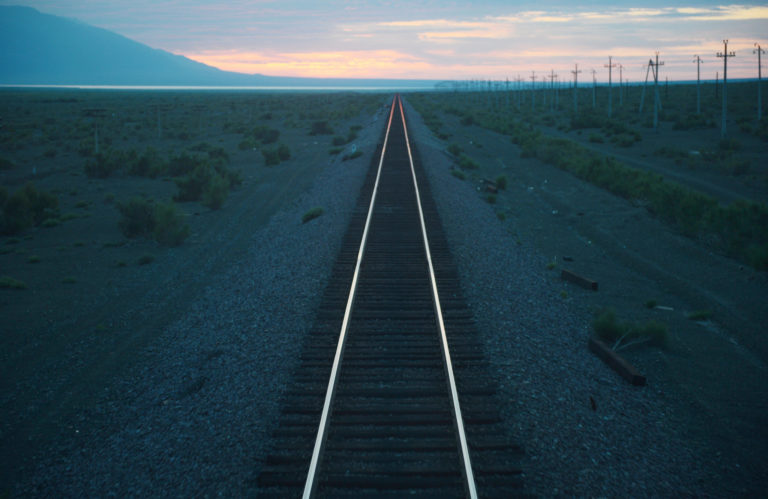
xmin=183 ymin=49 xmax=437 ymax=79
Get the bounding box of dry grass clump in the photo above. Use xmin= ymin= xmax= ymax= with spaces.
xmin=0 ymin=276 xmax=27 ymax=289
xmin=593 ymin=308 xmax=668 ymax=351
xmin=302 ymin=207 xmax=324 ymax=224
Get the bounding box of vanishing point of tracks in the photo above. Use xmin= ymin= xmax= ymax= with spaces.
xmin=257 ymin=95 xmax=523 ymax=497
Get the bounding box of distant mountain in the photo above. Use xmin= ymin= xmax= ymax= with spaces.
xmin=0 ymin=6 xmax=435 ymax=88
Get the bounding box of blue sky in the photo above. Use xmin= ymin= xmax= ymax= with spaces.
xmin=3 ymin=1 xmax=767 ymax=80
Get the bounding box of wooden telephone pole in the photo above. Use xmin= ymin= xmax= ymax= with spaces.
xmin=571 ymin=64 xmax=582 ymax=113
xmin=755 ymin=43 xmax=765 ymax=121
xmin=717 ymin=39 xmax=736 ymax=137
xmin=548 ymin=69 xmax=558 ymax=112
xmin=693 ymin=55 xmax=703 ymax=114
xmin=604 ymin=56 xmax=619 ymax=117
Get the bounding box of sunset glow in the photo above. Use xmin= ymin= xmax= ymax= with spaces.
xmin=187 ymin=50 xmax=433 ymax=79
xmin=2 ymin=0 xmax=766 ymax=81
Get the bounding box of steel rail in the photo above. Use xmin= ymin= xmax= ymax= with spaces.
xmin=302 ymin=96 xmax=397 ymax=499
xmin=398 ymin=97 xmax=478 ymax=499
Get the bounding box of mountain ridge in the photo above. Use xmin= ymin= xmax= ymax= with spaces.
xmin=0 ymin=6 xmax=435 ymax=88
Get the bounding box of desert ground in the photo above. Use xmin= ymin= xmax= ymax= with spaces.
xmin=0 ymin=89 xmax=388 ymax=492
xmin=1 ymin=84 xmax=767 ymax=496
xmin=407 ymin=81 xmax=768 ymax=495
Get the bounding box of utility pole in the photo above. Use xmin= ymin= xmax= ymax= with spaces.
xmin=715 ymin=71 xmax=719 ymax=99
xmin=717 ymin=39 xmax=736 ymax=137
xmin=515 ymin=75 xmax=524 ymax=107
xmin=693 ymin=55 xmax=703 ymax=114
xmin=505 ymin=77 xmax=510 ymax=108
xmin=604 ymin=56 xmax=619 ymax=117
xmin=755 ymin=43 xmax=765 ymax=121
xmin=640 ymin=61 xmax=651 ymax=114
xmin=571 ymin=63 xmax=582 ymax=113
xmin=530 ymin=71 xmax=537 ymax=110
xmin=619 ymin=64 xmax=624 ymax=106
xmin=647 ymin=53 xmax=664 ymax=130
xmin=590 ymin=69 xmax=597 ymax=107
xmin=548 ymin=69 xmax=558 ymax=112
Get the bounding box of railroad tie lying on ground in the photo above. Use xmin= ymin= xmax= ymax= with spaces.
xmin=561 ymin=269 xmax=598 ymax=291
xmin=589 ymin=337 xmax=647 ymax=386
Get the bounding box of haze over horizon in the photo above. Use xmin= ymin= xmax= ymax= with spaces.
xmin=1 ymin=0 xmax=767 ymax=83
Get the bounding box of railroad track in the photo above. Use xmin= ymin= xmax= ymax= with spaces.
xmin=257 ymin=95 xmax=523 ymax=497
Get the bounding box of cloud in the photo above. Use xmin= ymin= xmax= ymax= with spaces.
xmin=376 ymin=17 xmax=509 ymax=41
xmin=14 ymin=0 xmax=764 ymax=80
xmin=676 ymin=5 xmax=768 ymax=21
xmin=183 ymin=49 xmax=433 ymax=78
xmin=378 ymin=19 xmax=486 ymax=29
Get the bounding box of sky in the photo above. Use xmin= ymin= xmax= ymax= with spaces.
xmin=3 ymin=0 xmax=767 ymax=81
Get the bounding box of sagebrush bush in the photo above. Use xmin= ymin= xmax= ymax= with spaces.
xmin=262 ymin=148 xmax=281 ymax=166
xmin=593 ymin=308 xmax=667 ymax=350
xmin=153 ymin=202 xmax=189 ymax=246
xmin=202 ymin=173 xmax=230 ymax=210
xmin=118 ymin=197 xmax=156 ymax=238
xmin=176 ymin=163 xmax=208 ymax=200
xmin=84 ymin=150 xmax=121 ymax=178
xmin=447 ymin=144 xmax=463 ymax=157
xmin=168 ymin=152 xmax=207 ymax=177
xmin=0 ymin=183 xmax=59 ymax=235
xmin=593 ymin=308 xmax=625 ymax=343
xmin=118 ymin=197 xmax=189 ymax=246
xmin=128 ymin=147 xmax=166 ymax=177
xmin=250 ymin=125 xmax=280 ymax=144
xmin=278 ymin=144 xmax=291 ymax=161
xmin=310 ymin=121 xmax=334 ymax=135
xmin=458 ymin=154 xmax=479 ymax=170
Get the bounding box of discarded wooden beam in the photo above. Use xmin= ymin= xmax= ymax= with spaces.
xmin=561 ymin=269 xmax=598 ymax=291
xmin=589 ymin=337 xmax=646 ymax=386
